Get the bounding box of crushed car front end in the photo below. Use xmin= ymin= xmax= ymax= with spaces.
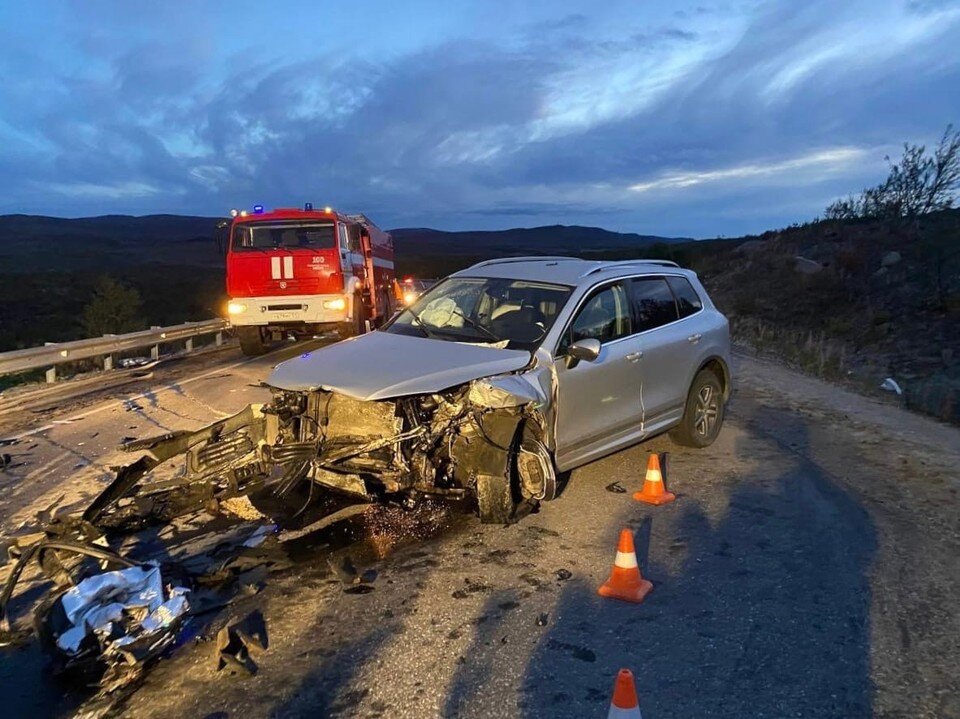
xmin=207 ymin=372 xmax=554 ymax=525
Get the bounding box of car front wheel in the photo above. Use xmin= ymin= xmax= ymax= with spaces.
xmin=669 ymin=369 xmax=725 ymax=448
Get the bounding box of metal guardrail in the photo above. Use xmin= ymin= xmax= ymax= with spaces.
xmin=0 ymin=319 xmax=229 ymax=383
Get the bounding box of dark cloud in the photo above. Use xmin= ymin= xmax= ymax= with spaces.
xmin=0 ymin=0 xmax=958 ymax=236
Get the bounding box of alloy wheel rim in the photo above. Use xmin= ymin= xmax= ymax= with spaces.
xmin=694 ymin=384 xmax=719 ymax=437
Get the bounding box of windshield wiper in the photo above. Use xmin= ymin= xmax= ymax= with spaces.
xmin=447 ymin=307 xmax=501 ymax=343
xmin=405 ymin=309 xmax=439 ymax=339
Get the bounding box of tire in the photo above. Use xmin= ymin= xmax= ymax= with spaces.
xmin=476 ymin=473 xmax=516 ymax=524
xmin=337 ymin=292 xmax=365 ymax=340
xmin=237 ymin=326 xmax=270 ymax=356
xmin=669 ymin=368 xmax=725 ymax=448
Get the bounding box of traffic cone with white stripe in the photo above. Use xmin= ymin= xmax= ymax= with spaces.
xmin=633 ymin=452 xmax=675 ymax=505
xmin=607 ymin=668 xmax=643 ymax=718
xmin=598 ymin=529 xmax=653 ymax=603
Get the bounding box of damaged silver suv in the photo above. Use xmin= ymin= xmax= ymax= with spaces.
xmin=98 ymin=258 xmax=730 ymax=527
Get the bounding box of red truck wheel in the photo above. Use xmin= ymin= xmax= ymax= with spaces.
xmin=337 ymin=292 xmax=366 ymax=340
xmin=237 ymin=327 xmax=270 ymax=356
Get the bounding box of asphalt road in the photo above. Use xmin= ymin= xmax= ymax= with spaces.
xmin=1 ymin=342 xmax=958 ymax=718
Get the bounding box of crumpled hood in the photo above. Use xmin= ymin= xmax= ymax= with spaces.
xmin=267 ymin=331 xmax=532 ymax=400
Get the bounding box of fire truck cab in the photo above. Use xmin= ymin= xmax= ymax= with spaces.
xmin=221 ymin=205 xmax=396 ymax=356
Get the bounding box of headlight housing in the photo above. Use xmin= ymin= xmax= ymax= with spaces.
xmin=323 ymin=297 xmax=347 ymax=311
xmin=227 ymin=302 xmax=247 ymax=315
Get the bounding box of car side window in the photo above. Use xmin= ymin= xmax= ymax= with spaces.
xmin=628 ymin=277 xmax=679 ymax=331
xmin=666 ymin=276 xmax=703 ymax=318
xmin=560 ymin=282 xmax=632 ymax=353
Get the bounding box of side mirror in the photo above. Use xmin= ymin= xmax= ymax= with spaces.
xmin=214 ymin=219 xmax=230 ymax=256
xmin=567 ymin=338 xmax=601 ymax=363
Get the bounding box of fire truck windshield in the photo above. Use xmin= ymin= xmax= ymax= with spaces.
xmin=232 ymin=221 xmax=336 ymax=252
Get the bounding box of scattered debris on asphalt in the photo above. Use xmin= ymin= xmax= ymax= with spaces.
xmin=536 ymin=612 xmax=549 ymax=626
xmin=605 ymin=481 xmax=626 ymax=494
xmin=214 ymin=610 xmax=268 ymax=676
xmin=38 ymin=564 xmax=190 ymax=691
xmin=0 ymin=370 xmax=542 ymax=698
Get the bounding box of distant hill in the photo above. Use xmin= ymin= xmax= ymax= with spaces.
xmin=0 ymin=214 xmax=689 ymax=353
xmin=391 ymin=224 xmax=689 ymax=257
xmin=0 ymin=214 xmax=223 ymax=273
xmin=0 ymin=216 xmax=686 ymax=274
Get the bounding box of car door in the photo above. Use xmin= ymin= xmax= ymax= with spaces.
xmin=553 ymin=281 xmax=644 ymax=469
xmin=627 ymin=276 xmax=691 ymax=431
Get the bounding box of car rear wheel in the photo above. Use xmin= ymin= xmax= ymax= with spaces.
xmin=236 ymin=326 xmax=270 ymax=356
xmin=669 ymin=368 xmax=725 ymax=448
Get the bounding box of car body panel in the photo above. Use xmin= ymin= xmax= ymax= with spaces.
xmin=267 ymin=330 xmax=531 ymax=400
xmin=552 ymin=333 xmax=646 ymax=470
xmin=267 ymin=257 xmax=731 ymax=476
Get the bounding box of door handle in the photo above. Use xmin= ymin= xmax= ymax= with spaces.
xmin=687 ymin=333 xmax=702 ymax=343
xmin=625 ymin=351 xmax=642 ymax=362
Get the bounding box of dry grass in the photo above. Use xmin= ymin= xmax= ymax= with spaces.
xmin=732 ymin=317 xmax=849 ymax=381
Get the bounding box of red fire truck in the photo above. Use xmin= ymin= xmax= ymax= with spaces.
xmin=219 ymin=204 xmax=396 ymax=356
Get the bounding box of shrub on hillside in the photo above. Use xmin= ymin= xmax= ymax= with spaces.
xmin=81 ymin=276 xmax=145 ymax=337
xmin=826 ymin=124 xmax=960 ymax=221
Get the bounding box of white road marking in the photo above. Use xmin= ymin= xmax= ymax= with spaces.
xmin=21 ymin=450 xmax=73 ymax=481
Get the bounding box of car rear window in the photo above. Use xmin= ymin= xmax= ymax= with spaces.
xmin=666 ymin=276 xmax=703 ymax=318
xmin=628 ymin=277 xmax=678 ymax=331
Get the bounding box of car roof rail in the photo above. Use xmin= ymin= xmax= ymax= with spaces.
xmin=468 ymin=256 xmax=585 ymax=269
xmin=581 ymin=259 xmax=681 ymax=277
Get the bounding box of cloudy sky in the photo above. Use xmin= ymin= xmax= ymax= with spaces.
xmin=1 ymin=1 xmax=958 ymax=237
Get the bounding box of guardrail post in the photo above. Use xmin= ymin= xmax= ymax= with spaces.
xmin=103 ymin=355 xmax=113 ymax=371
xmin=185 ymin=338 xmax=194 ymax=353
xmin=215 ymin=331 xmax=224 ymax=347
xmin=150 ymin=344 xmax=159 ymax=361
xmin=46 ymin=366 xmax=56 ymax=383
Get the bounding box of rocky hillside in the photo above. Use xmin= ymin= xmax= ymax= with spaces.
xmin=689 ymin=209 xmax=960 ymax=423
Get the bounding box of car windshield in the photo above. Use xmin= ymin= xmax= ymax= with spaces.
xmin=232 ymin=221 xmax=336 ymax=251
xmin=384 ymin=276 xmax=573 ymax=351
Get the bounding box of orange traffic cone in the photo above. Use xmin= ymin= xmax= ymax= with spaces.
xmin=633 ymin=452 xmax=675 ymax=505
xmin=607 ymin=668 xmax=643 ymax=718
xmin=598 ymin=529 xmax=653 ymax=603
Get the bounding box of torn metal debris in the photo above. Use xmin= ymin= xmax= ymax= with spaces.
xmin=0 ymin=364 xmax=556 ymax=696
xmin=214 ymin=610 xmax=268 ymax=676
xmin=43 ymin=564 xmax=189 ymax=680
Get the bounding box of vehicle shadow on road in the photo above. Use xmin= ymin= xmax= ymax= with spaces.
xmin=518 ymin=412 xmax=877 ymax=718
xmin=264 ymin=619 xmax=400 ymax=718
xmin=442 ymin=587 xmax=525 ymax=717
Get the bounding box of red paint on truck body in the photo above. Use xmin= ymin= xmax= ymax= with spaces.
xmin=225 ymin=207 xmax=395 ymax=323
